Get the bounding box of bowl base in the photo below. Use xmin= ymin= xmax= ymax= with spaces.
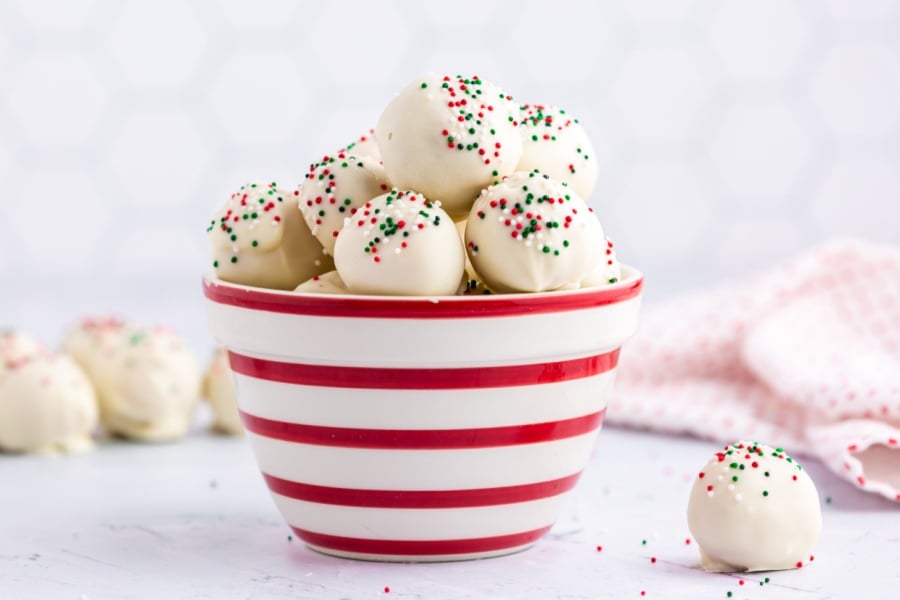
xmin=304 ymin=541 xmax=536 ymax=563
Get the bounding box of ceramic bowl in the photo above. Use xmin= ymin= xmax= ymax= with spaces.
xmin=203 ymin=267 xmax=642 ymax=562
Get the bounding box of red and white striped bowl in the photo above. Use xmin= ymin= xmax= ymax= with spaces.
xmin=203 ymin=267 xmax=643 ymax=562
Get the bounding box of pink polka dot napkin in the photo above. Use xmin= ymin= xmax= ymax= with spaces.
xmin=611 ymin=239 xmax=900 ymax=502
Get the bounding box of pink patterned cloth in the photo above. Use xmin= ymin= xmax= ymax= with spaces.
xmin=610 ymin=239 xmax=900 ymax=502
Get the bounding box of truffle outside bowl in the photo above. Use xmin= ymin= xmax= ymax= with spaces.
xmin=203 ymin=267 xmax=642 ymax=562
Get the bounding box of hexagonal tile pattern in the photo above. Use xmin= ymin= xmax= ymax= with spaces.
xmin=611 ymin=47 xmax=712 ymax=140
xmin=214 ymin=0 xmax=301 ymax=29
xmin=12 ymin=0 xmax=99 ymax=30
xmin=510 ymin=0 xmax=613 ymax=83
xmin=812 ymin=159 xmax=900 ymax=240
xmin=626 ymin=0 xmax=702 ymax=22
xmin=308 ymin=0 xmax=411 ymax=85
xmin=107 ymin=110 xmax=211 ymax=207
xmin=713 ymin=218 xmax=805 ymax=273
xmin=113 ymin=226 xmax=206 ymax=274
xmin=419 ymin=48 xmax=506 ymax=91
xmin=822 ymin=0 xmax=899 ymax=20
xmin=709 ymin=0 xmax=812 ymax=81
xmin=0 ymin=139 xmax=10 ymax=182
xmin=811 ymin=43 xmax=900 ymax=137
xmin=607 ymin=164 xmax=713 ymax=266
xmin=710 ymin=104 xmax=811 ymax=199
xmin=421 ymin=0 xmax=502 ymax=26
xmin=106 ymin=0 xmax=207 ymax=87
xmin=8 ymin=169 xmax=110 ymax=271
xmin=208 ymin=50 xmax=309 ymax=145
xmin=0 ymin=22 xmax=10 ymax=73
xmin=6 ymin=53 xmax=109 ymax=147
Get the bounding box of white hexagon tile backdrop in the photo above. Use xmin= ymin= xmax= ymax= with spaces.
xmin=0 ymin=0 xmax=899 ymax=354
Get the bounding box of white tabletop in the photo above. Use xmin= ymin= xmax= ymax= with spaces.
xmin=2 ymin=416 xmax=896 ymax=600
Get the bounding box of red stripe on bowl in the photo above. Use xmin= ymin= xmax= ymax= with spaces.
xmin=292 ymin=526 xmax=552 ymax=556
xmin=228 ymin=350 xmax=619 ymax=389
xmin=203 ymin=275 xmax=642 ymax=319
xmin=242 ymin=409 xmax=604 ymax=449
xmin=263 ymin=472 xmax=582 ymax=508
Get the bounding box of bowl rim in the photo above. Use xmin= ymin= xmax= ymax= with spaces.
xmin=203 ymin=265 xmax=643 ymax=319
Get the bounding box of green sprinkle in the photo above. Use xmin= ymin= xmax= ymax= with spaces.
xmin=762 ymin=490 xmax=769 ymax=497
xmin=230 ymin=256 xmax=237 ymax=264
xmin=420 ymin=82 xmax=428 ymax=89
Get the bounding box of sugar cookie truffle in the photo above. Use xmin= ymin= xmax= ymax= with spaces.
xmin=203 ymin=348 xmax=242 ymax=435
xmin=687 ymin=442 xmax=822 ymax=573
xmin=333 ymin=189 xmax=465 ymax=296
xmin=295 ymin=270 xmax=351 ymax=295
xmin=375 ymin=74 xmax=522 ymax=218
xmin=1 ymin=330 xmax=43 ymax=366
xmin=64 ymin=320 xmax=201 ymax=442
xmin=516 ymin=104 xmax=598 ymax=200
xmin=299 ymin=152 xmax=390 ymax=255
xmin=465 ymin=171 xmax=596 ymax=293
xmin=344 ymin=128 xmax=381 ymax=162
xmin=580 ymin=228 xmax=622 ymax=288
xmin=208 ymin=181 xmax=333 ymax=290
xmin=0 ymin=353 xmax=98 ymax=454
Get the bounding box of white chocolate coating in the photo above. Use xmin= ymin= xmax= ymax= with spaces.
xmin=0 ymin=354 xmax=98 ymax=454
xmin=375 ymin=74 xmax=522 ymax=218
xmin=344 ymin=128 xmax=381 ymax=163
xmin=299 ymin=152 xmax=390 ymax=255
xmin=516 ymin=104 xmax=598 ymax=200
xmin=294 ymin=270 xmax=352 ymax=295
xmin=580 ymin=222 xmax=622 ymax=288
xmin=0 ymin=330 xmax=44 ymax=368
xmin=465 ymin=171 xmax=596 ymax=293
xmin=203 ymin=348 xmax=242 ymax=435
xmin=64 ymin=319 xmax=201 ymax=442
xmin=208 ymin=181 xmax=333 ymax=290
xmin=687 ymin=442 xmax=822 ymax=572
xmin=333 ymin=189 xmax=465 ymax=296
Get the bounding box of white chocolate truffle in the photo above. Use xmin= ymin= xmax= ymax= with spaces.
xmin=344 ymin=128 xmax=381 ymax=162
xmin=375 ymin=74 xmax=522 ymax=218
xmin=208 ymin=181 xmax=333 ymax=290
xmin=0 ymin=330 xmax=44 ymax=367
xmin=299 ymin=152 xmax=390 ymax=255
xmin=0 ymin=353 xmax=98 ymax=454
xmin=203 ymin=348 xmax=242 ymax=435
xmin=516 ymin=104 xmax=598 ymax=200
xmin=687 ymin=442 xmax=822 ymax=573
xmin=64 ymin=320 xmax=201 ymax=442
xmin=580 ymin=219 xmax=622 ymax=288
xmin=465 ymin=171 xmax=596 ymax=293
xmin=294 ymin=270 xmax=352 ymax=295
xmin=334 ymin=189 xmax=465 ymax=296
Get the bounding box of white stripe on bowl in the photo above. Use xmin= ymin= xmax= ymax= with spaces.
xmin=246 ymin=431 xmax=599 ymax=490
xmin=234 ymin=371 xmax=614 ymax=429
xmin=270 ymin=493 xmax=570 ymax=541
xmin=206 ymin=296 xmax=641 ymax=368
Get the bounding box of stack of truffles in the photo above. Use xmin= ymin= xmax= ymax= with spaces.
xmin=208 ymin=74 xmax=622 ymax=296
